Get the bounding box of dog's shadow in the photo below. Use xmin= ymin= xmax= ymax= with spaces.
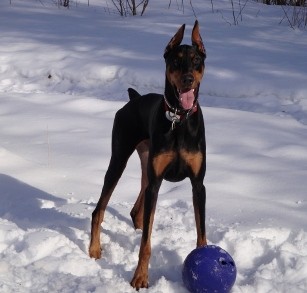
xmin=150 ymin=245 xmax=184 ymax=283
xmin=0 ymin=173 xmax=89 ymax=252
xmin=102 ymin=206 xmax=186 ymax=288
xmin=0 ymin=173 xmax=186 ymax=287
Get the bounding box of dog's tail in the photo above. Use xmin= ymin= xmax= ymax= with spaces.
xmin=128 ymin=88 xmax=141 ymax=100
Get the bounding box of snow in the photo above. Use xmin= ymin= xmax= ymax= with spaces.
xmin=1 ymin=0 xmax=307 ymax=292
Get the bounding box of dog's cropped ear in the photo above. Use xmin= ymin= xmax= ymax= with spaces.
xmin=164 ymin=24 xmax=185 ymax=59
xmin=192 ymin=20 xmax=206 ymax=56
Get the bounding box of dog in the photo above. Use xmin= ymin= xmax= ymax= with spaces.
xmin=89 ymin=20 xmax=207 ymax=290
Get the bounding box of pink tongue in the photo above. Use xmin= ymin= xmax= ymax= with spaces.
xmin=179 ymin=89 xmax=195 ymax=110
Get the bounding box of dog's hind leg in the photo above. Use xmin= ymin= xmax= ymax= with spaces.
xmin=130 ymin=139 xmax=149 ymax=230
xmin=89 ymin=110 xmax=139 ymax=259
xmin=89 ymin=154 xmax=130 ymax=259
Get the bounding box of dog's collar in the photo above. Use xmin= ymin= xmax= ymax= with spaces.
xmin=164 ymin=96 xmax=197 ymax=130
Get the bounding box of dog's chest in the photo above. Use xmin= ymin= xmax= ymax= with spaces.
xmin=152 ymin=146 xmax=204 ymax=182
xmin=151 ymin=109 xmax=205 ymax=181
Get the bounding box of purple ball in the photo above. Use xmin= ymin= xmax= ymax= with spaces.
xmin=182 ymin=245 xmax=236 ymax=293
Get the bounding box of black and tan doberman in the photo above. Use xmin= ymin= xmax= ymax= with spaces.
xmin=89 ymin=20 xmax=207 ymax=290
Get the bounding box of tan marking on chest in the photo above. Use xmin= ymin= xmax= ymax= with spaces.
xmin=152 ymin=151 xmax=177 ymax=177
xmin=180 ymin=150 xmax=203 ymax=176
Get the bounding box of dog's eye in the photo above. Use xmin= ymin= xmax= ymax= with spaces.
xmin=173 ymin=58 xmax=179 ymax=68
xmin=193 ymin=56 xmax=201 ymax=65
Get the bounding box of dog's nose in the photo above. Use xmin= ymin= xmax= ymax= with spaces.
xmin=182 ymin=74 xmax=194 ymax=87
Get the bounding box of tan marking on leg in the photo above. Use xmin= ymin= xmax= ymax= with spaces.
xmin=180 ymin=150 xmax=203 ymax=176
xmin=152 ymin=151 xmax=176 ymax=177
xmin=131 ymin=220 xmax=153 ymax=289
xmin=131 ymin=191 xmax=157 ymax=290
xmin=131 ymin=239 xmax=151 ymax=289
xmin=193 ymin=203 xmax=207 ymax=247
xmin=89 ymin=189 xmax=115 ymax=259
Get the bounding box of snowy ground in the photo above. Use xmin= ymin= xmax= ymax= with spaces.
xmin=1 ymin=0 xmax=307 ymax=292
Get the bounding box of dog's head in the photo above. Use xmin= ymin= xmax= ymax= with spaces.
xmin=164 ymin=20 xmax=206 ymax=110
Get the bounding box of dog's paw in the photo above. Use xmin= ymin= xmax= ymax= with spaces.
xmin=130 ymin=271 xmax=149 ymax=290
xmin=89 ymin=244 xmax=102 ymax=259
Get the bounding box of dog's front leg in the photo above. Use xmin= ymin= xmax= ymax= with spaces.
xmin=192 ymin=180 xmax=207 ymax=247
xmin=130 ymin=179 xmax=162 ymax=290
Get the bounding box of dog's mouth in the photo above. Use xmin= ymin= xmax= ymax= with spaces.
xmin=178 ymin=88 xmax=195 ymax=110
